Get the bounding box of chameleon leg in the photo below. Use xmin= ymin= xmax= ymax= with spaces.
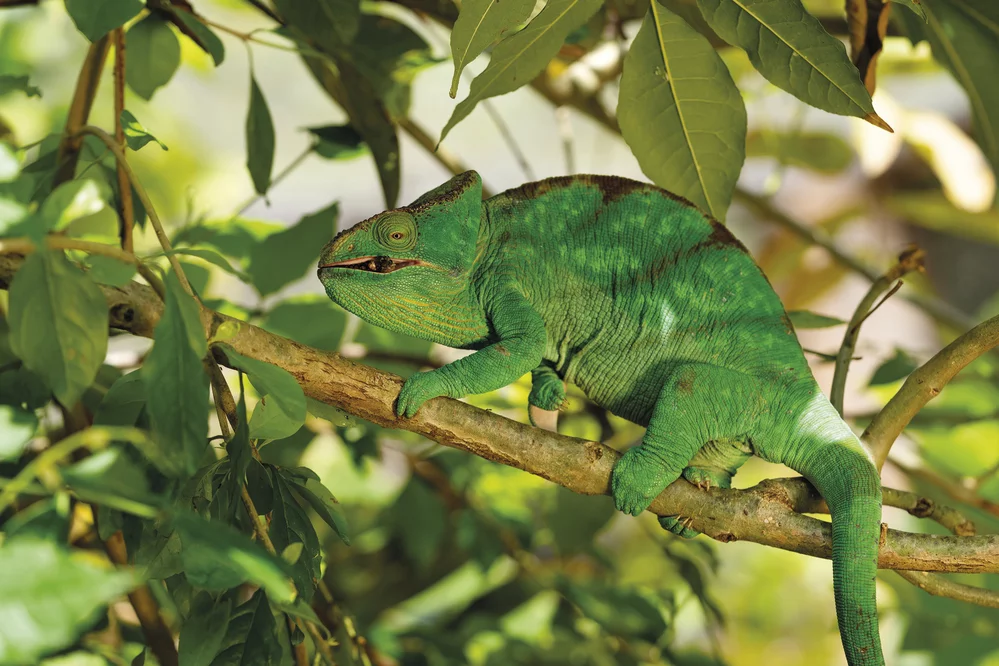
xmin=659 ymin=438 xmax=752 ymax=538
xmin=611 ymin=363 xmax=757 ymax=517
xmin=528 ymin=363 xmax=565 ymax=432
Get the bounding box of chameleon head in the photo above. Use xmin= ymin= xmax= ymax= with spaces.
xmin=316 ymin=171 xmax=488 ymax=345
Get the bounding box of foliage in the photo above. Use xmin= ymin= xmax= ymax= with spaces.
xmin=0 ymin=0 xmax=996 ymax=664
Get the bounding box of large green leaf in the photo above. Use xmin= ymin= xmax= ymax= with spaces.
xmin=696 ymin=0 xmax=888 ymax=127
xmin=64 ymin=0 xmax=144 ymax=42
xmin=125 ymin=15 xmax=182 ymax=101
xmin=141 ymin=273 xmax=209 ymax=475
xmin=0 ymin=539 xmax=137 ymax=665
xmin=218 ymin=346 xmax=306 ymax=441
xmin=209 ymin=590 xmax=283 ymax=666
xmin=246 ymin=201 xmax=338 ymax=296
xmin=179 ymin=596 xmax=232 ymax=666
xmin=618 ymin=0 xmax=747 ymax=219
xmin=246 ymin=76 xmax=275 ymax=196
xmin=271 ymin=0 xmax=361 ymax=47
xmin=440 ymin=0 xmax=604 ymax=143
xmin=268 ymin=471 xmax=322 ymax=602
xmin=8 ymin=250 xmax=108 ymax=407
xmin=286 ymin=474 xmax=350 ymax=545
xmin=449 ymin=0 xmax=536 ymax=97
xmin=171 ymin=512 xmax=296 ymax=604
xmin=259 ymin=296 xmax=347 ymax=351
xmin=896 ymin=0 xmax=999 ymax=181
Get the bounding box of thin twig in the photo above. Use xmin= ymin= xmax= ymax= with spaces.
xmin=54 ymin=37 xmax=110 ymax=187
xmin=234 ymin=143 xmax=314 ymax=216
xmin=864 ymin=313 xmax=999 ymax=469
xmin=888 ymin=458 xmax=999 ymax=521
xmin=112 ymin=28 xmax=134 ymax=253
xmin=830 ymin=246 xmax=924 ymax=414
xmin=77 ymin=126 xmax=195 ymax=296
xmin=896 ymin=570 xmax=999 ymax=608
xmin=481 ymin=100 xmax=535 ymax=181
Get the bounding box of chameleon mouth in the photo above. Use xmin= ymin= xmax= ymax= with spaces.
xmin=318 ymin=256 xmax=423 ymax=274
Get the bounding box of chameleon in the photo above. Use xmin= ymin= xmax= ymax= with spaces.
xmin=317 ymin=171 xmax=884 ymax=665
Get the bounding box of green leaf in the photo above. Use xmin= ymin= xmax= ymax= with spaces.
xmin=560 ymin=581 xmax=668 ymax=643
xmin=0 ymin=142 xmax=19 ymax=183
xmin=746 ymin=130 xmax=854 ymax=173
xmin=246 ymin=76 xmax=275 ymax=196
xmin=65 ymin=0 xmax=144 ymax=42
xmin=550 ymin=486 xmax=614 ymax=554
xmin=0 ymin=74 xmax=42 ymax=98
xmin=786 ymin=309 xmax=846 ymax=329
xmin=142 ymin=272 xmax=209 ymax=475
xmin=126 ymin=15 xmax=182 ymax=101
xmin=618 ymin=0 xmax=747 ymax=219
xmin=449 ymin=0 xmax=536 ymax=97
xmin=8 ymin=250 xmax=108 ymax=407
xmin=120 ymin=110 xmax=168 ymax=151
xmin=171 ymin=512 xmax=296 ymax=604
xmin=209 ymin=590 xmax=283 ymax=666
xmin=269 ymin=471 xmax=322 ymax=601
xmin=247 ymin=200 xmax=338 ymax=296
xmin=440 ymin=0 xmax=604 ymax=143
xmin=40 ymin=179 xmax=109 ymax=233
xmin=170 ymin=9 xmax=226 ymax=66
xmin=270 ymin=0 xmax=361 ymax=46
xmin=288 ymin=476 xmax=350 ymax=545
xmin=0 ymin=364 xmax=51 ymax=410
xmin=695 ymin=0 xmax=888 ymax=128
xmin=84 ymin=254 xmax=137 ymax=287
xmin=869 ymin=348 xmax=918 ymax=386
xmin=61 ymin=447 xmax=159 ymax=508
xmin=179 ymin=597 xmax=232 ymax=666
xmin=162 ymin=247 xmax=251 ymax=281
xmin=393 ymin=478 xmax=447 ymax=569
xmin=0 ymin=403 xmax=37 ymax=462
xmin=218 ymin=346 xmax=306 ymax=441
xmin=0 ymin=538 xmax=137 ymax=665
xmin=308 ymin=124 xmax=366 ymax=160
xmin=891 ymin=0 xmax=927 ymax=20
xmin=94 ymin=370 xmax=145 ymax=427
xmin=260 ymin=298 xmax=347 ymax=352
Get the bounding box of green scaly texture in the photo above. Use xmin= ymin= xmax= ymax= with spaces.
xmin=317 ymin=172 xmax=884 ymax=666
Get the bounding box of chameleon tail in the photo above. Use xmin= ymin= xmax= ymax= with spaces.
xmin=794 ymin=430 xmax=884 ymax=666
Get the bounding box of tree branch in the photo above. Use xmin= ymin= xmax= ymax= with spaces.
xmin=54 ymin=37 xmax=110 ymax=187
xmin=2 ymin=256 xmax=996 ymax=577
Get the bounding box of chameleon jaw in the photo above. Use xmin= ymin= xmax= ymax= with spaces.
xmin=318 ymin=255 xmax=424 ymax=274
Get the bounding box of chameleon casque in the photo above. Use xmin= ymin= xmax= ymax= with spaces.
xmin=317 ymin=171 xmax=884 ymax=665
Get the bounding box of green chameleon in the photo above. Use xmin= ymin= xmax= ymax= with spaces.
xmin=317 ymin=172 xmax=884 ymax=665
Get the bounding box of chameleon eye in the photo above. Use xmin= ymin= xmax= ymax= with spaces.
xmin=373 ymin=212 xmax=417 ymax=251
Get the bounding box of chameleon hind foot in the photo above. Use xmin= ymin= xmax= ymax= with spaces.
xmin=659 ymin=515 xmax=700 ymax=539
xmin=657 ymin=466 xmax=733 ymax=538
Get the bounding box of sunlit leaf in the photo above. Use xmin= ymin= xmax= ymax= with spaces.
xmin=8 ymin=250 xmax=108 ymax=407
xmin=696 ymin=0 xmax=889 ymax=128
xmin=440 ymin=0 xmax=604 ymax=143
xmin=125 ymin=15 xmax=182 ymax=100
xmin=40 ymin=179 xmax=109 ymax=233
xmin=0 ymin=538 xmax=137 ymax=665
xmin=120 ymin=110 xmax=167 ymax=151
xmin=0 ymin=403 xmax=37 ymax=462
xmin=619 ymin=0 xmax=747 ymax=218
xmin=65 ymin=0 xmax=144 ymax=42
xmin=449 ymin=0 xmax=536 ymax=97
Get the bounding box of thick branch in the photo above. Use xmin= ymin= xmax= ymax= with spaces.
xmin=1 ymin=256 xmax=993 ymax=575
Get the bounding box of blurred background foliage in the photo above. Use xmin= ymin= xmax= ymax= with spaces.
xmin=0 ymin=0 xmax=998 ymax=665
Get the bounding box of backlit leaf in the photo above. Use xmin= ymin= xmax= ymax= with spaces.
xmin=0 ymin=404 xmax=37 ymax=462
xmin=125 ymin=15 xmax=182 ymax=100
xmin=120 ymin=110 xmax=167 ymax=151
xmin=440 ymin=0 xmax=604 ymax=143
xmin=449 ymin=0 xmax=536 ymax=97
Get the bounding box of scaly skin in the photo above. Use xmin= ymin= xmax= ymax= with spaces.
xmin=317 ymin=172 xmax=884 ymax=665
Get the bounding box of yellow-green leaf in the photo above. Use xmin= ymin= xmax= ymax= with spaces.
xmin=440 ymin=0 xmax=604 ymax=144
xmin=449 ymin=0 xmax=536 ymax=97
xmin=696 ymin=0 xmax=889 ymax=129
xmin=618 ymin=0 xmax=747 ymax=219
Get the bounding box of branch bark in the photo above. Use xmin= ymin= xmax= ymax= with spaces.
xmin=2 ymin=255 xmax=996 ymax=575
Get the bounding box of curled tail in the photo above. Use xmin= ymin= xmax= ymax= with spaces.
xmin=793 ymin=422 xmax=884 ymax=666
